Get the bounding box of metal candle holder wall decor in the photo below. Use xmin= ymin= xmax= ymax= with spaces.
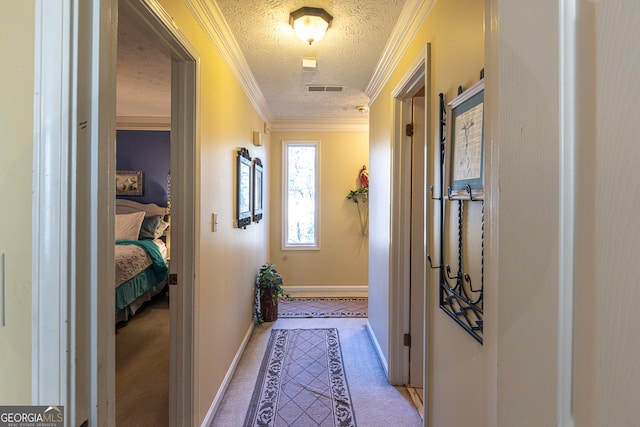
xmin=346 ymin=165 xmax=369 ymax=236
xmin=428 ymin=75 xmax=485 ymax=344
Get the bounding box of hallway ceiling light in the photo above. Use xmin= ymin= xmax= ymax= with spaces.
xmin=289 ymin=7 xmax=333 ymax=45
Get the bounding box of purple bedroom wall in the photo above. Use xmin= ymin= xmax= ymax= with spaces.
xmin=116 ymin=130 xmax=170 ymax=207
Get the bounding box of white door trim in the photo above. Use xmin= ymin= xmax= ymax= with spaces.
xmin=409 ymin=94 xmax=426 ymax=389
xmin=388 ymin=46 xmax=430 ymax=392
xmin=32 ymin=0 xmax=73 ymax=408
xmin=558 ymin=0 xmax=576 ymax=424
xmin=93 ymin=0 xmax=119 ymax=423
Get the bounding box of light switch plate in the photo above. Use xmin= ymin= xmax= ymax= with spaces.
xmin=252 ymin=131 xmax=262 ymax=146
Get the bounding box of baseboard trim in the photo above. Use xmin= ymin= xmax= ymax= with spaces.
xmin=282 ymin=285 xmax=368 ymax=297
xmin=200 ymin=321 xmax=255 ymax=426
xmin=366 ymin=320 xmax=388 ymax=377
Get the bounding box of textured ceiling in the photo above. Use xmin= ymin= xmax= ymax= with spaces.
xmin=215 ymin=0 xmax=407 ymax=120
xmin=117 ymin=0 xmax=408 ymax=122
xmin=117 ymin=8 xmax=171 ymax=118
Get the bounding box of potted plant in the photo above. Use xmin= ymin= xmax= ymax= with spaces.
xmin=254 ymin=262 xmax=293 ymax=325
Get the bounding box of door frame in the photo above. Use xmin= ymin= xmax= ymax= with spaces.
xmin=32 ymin=0 xmax=199 ymax=424
xmin=388 ymin=44 xmax=430 ymax=401
xmin=32 ymin=1 xmax=119 ymax=424
xmin=409 ymin=94 xmax=426 ymax=389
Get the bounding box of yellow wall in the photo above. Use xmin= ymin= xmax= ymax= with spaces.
xmin=368 ymin=0 xmax=484 ymax=424
xmin=269 ymin=131 xmax=368 ymax=293
xmin=0 ymin=0 xmax=34 ymax=404
xmin=156 ymin=1 xmax=270 ymax=422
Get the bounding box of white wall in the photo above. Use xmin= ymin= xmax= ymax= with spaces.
xmin=0 ymin=0 xmax=34 ymax=404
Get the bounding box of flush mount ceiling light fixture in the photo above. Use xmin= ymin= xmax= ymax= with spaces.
xmin=289 ymin=7 xmax=333 ymax=45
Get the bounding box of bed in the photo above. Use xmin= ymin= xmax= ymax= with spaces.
xmin=115 ymin=199 xmax=170 ymax=323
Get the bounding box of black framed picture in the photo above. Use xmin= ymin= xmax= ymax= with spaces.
xmin=446 ymin=79 xmax=485 ymax=200
xmin=253 ymin=158 xmax=264 ymax=222
xmin=116 ymin=170 xmax=143 ymax=196
xmin=236 ymin=148 xmax=252 ymax=228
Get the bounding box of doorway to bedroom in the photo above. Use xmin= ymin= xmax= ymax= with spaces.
xmin=115 ymin=5 xmax=172 ymax=425
xmin=111 ymin=0 xmax=197 ymax=424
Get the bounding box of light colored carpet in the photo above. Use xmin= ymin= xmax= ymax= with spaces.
xmin=244 ymin=328 xmax=356 ymax=426
xmin=278 ymin=297 xmax=368 ymax=318
xmin=211 ymin=318 xmax=423 ymax=427
xmin=116 ymin=292 xmax=169 ymax=426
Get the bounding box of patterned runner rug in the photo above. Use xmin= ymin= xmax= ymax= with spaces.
xmin=278 ymin=297 xmax=368 ymax=318
xmin=244 ymin=328 xmax=357 ymax=427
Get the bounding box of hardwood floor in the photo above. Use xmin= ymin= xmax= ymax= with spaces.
xmin=406 ymin=385 xmax=424 ymax=420
xmin=116 ymin=291 xmax=170 ymax=426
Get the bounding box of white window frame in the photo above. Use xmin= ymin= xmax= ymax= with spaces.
xmin=282 ymin=140 xmax=321 ymax=250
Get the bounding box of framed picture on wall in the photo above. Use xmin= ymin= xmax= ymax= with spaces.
xmin=253 ymin=158 xmax=264 ymax=222
xmin=116 ymin=170 xmax=143 ymax=196
xmin=236 ymin=148 xmax=252 ymax=229
xmin=445 ymin=79 xmax=485 ymax=200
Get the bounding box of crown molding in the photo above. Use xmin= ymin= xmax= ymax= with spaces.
xmin=116 ymin=116 xmax=171 ymax=130
xmin=365 ymin=0 xmax=436 ymax=106
xmin=270 ymin=117 xmax=369 ymax=133
xmin=185 ymin=0 xmax=273 ymax=125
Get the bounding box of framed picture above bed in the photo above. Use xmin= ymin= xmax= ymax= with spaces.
xmin=253 ymin=157 xmax=264 ymax=223
xmin=116 ymin=170 xmax=143 ymax=196
xmin=445 ymin=79 xmax=485 ymax=200
xmin=237 ymin=148 xmax=252 ymax=229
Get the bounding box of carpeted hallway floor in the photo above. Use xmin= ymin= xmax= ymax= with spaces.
xmin=211 ymin=317 xmax=423 ymax=427
xmin=115 ymin=297 xmax=423 ymax=426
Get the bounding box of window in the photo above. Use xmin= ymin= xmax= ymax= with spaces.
xmin=283 ymin=141 xmax=320 ymax=249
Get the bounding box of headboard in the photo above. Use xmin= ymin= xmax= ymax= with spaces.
xmin=115 ymin=199 xmax=168 ymax=216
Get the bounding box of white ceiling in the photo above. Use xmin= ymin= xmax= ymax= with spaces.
xmin=117 ymin=0 xmax=408 ymax=123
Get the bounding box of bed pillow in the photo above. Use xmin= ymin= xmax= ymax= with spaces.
xmin=154 ymin=218 xmax=170 ymax=239
xmin=138 ymin=215 xmax=162 ymax=240
xmin=115 ymin=211 xmax=145 ymax=241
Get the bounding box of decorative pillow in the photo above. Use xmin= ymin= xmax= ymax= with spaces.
xmin=154 ymin=218 xmax=170 ymax=239
xmin=115 ymin=211 xmax=145 ymax=241
xmin=138 ymin=215 xmax=162 ymax=240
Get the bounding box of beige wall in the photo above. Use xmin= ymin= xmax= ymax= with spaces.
xmin=269 ymin=131 xmax=368 ymax=293
xmin=482 ymin=0 xmax=640 ymax=425
xmin=486 ymin=1 xmax=562 ymax=425
xmin=573 ymin=1 xmax=640 ymax=425
xmin=0 ymin=0 xmax=34 ymax=404
xmin=155 ymin=1 xmax=271 ymax=422
xmin=369 ymin=0 xmax=484 ymax=424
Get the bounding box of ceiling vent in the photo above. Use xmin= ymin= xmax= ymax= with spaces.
xmin=307 ymin=85 xmax=343 ymax=92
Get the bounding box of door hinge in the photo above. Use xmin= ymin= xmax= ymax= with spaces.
xmin=169 ymin=273 xmax=178 ymax=286
xmin=403 ymin=333 xmax=411 ymax=347
xmin=406 ymin=123 xmax=414 ymax=137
